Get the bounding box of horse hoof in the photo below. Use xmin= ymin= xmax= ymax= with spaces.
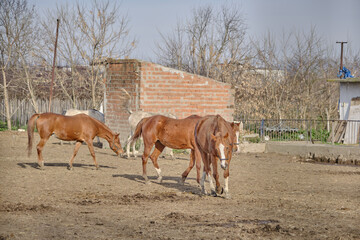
xmin=179 ymin=177 xmax=185 ymax=185
xmin=216 ymin=186 xmax=224 ymax=195
xmin=157 ymin=176 xmax=163 ymax=183
xmin=201 ymin=189 xmax=207 ymax=195
xmin=67 ymin=166 xmax=73 ymax=171
xmin=210 ymin=190 xmax=217 ymax=197
xmin=224 ymin=193 xmax=231 ymax=199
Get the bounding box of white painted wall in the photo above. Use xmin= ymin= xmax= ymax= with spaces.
xmin=339 ymin=82 xmax=360 ymax=120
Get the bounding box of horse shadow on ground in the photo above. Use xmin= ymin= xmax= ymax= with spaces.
xmin=119 ymin=155 xmax=190 ymax=161
xmin=17 ymin=162 xmax=116 ymax=170
xmin=113 ymin=174 xmax=201 ymax=194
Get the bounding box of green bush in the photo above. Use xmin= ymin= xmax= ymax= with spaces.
xmin=311 ymin=128 xmax=330 ymax=143
xmin=0 ymin=121 xmax=27 ymax=131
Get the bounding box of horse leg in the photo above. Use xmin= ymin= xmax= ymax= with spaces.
xmin=199 ymin=151 xmax=214 ymax=195
xmin=211 ymin=155 xmax=223 ymax=195
xmin=223 ymin=162 xmax=231 ymax=199
xmin=85 ymin=140 xmax=98 ymax=170
xmin=126 ymin=134 xmax=132 ymax=158
xmin=132 ymin=138 xmax=139 ymax=157
xmin=68 ymin=141 xmax=82 ymax=170
xmin=193 ymin=147 xmax=203 ymax=185
xmin=169 ymin=148 xmax=175 ymax=160
xmin=180 ymin=150 xmax=195 ymax=184
xmin=142 ymin=141 xmax=154 ymax=184
xmin=149 ymin=141 xmax=165 ymax=183
xmin=36 ymin=137 xmax=49 ymax=170
xmin=203 ymin=154 xmax=216 ymax=196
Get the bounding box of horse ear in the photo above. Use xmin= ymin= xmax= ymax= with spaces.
xmin=211 ymin=134 xmax=217 ymax=141
xmin=115 ymin=133 xmax=120 ymax=137
xmin=224 ymin=132 xmax=229 ymax=139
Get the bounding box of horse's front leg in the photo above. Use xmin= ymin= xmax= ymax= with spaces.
xmin=210 ymin=155 xmax=223 ymax=195
xmin=223 ymin=160 xmax=231 ymax=199
xmin=68 ymin=141 xmax=83 ymax=170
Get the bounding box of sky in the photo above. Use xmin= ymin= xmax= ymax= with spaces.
xmin=28 ymin=0 xmax=360 ymax=62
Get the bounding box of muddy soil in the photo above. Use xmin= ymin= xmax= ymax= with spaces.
xmin=0 ymin=131 xmax=359 ymax=239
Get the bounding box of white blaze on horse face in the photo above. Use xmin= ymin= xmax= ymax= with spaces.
xmin=219 ymin=143 xmax=226 ymax=169
xmin=235 ymin=131 xmax=240 ymax=144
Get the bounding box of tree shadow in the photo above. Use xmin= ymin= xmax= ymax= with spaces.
xmin=17 ymin=162 xmax=116 ymax=170
xmin=112 ymin=173 xmax=201 ymax=194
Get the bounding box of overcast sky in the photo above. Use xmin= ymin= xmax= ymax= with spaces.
xmin=29 ymin=0 xmax=360 ymax=62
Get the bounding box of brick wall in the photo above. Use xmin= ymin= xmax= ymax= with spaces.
xmin=104 ymin=59 xmax=234 ymax=143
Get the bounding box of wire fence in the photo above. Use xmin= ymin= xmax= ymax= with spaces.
xmin=240 ymin=119 xmax=360 ymax=145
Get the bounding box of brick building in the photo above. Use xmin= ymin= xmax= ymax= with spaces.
xmin=102 ymin=59 xmax=234 ymax=143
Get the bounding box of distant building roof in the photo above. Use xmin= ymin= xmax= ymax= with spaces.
xmin=327 ymin=77 xmax=360 ymax=83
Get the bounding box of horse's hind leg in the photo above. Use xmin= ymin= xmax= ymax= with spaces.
xmin=142 ymin=142 xmax=154 ymax=184
xmin=85 ymin=140 xmax=98 ymax=170
xmin=132 ymin=138 xmax=139 ymax=157
xmin=150 ymin=141 xmax=165 ymax=183
xmin=126 ymin=134 xmax=132 ymax=158
xmin=180 ymin=150 xmax=195 ymax=184
xmin=200 ymin=151 xmax=214 ymax=195
xmin=68 ymin=141 xmax=82 ymax=170
xmin=36 ymin=137 xmax=49 ymax=170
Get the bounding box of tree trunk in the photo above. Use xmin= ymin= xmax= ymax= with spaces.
xmin=2 ymin=68 xmax=12 ymax=130
xmin=22 ymin=56 xmax=39 ymax=113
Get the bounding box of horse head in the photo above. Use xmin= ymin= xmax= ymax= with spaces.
xmin=210 ymin=131 xmax=232 ymax=170
xmin=230 ymin=122 xmax=241 ymax=152
xmin=110 ymin=133 xmax=124 ymax=155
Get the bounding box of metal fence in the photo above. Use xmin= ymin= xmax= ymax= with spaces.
xmin=240 ymin=119 xmax=360 ymax=145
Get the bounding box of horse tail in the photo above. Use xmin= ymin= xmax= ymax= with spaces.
xmin=27 ymin=113 xmax=40 ymax=157
xmin=131 ymin=117 xmax=148 ymax=142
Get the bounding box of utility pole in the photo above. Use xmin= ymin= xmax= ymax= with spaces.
xmin=336 ymin=41 xmax=347 ymax=78
xmin=48 ymin=19 xmax=60 ymax=112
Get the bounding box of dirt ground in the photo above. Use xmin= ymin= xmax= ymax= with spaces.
xmin=0 ymin=131 xmax=359 ymax=240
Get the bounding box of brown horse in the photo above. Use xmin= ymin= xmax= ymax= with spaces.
xmin=195 ymin=115 xmax=235 ymax=198
xmin=27 ymin=113 xmax=123 ymax=170
xmin=229 ymin=121 xmax=241 ymax=153
xmin=126 ymin=111 xmax=177 ymax=158
xmin=129 ymin=114 xmax=202 ymax=184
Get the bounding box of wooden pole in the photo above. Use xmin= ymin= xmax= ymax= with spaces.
xmin=48 ymin=19 xmax=60 ymax=112
xmin=336 ymin=41 xmax=347 ymax=78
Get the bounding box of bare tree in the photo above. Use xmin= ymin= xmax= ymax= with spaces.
xmin=0 ymin=0 xmax=36 ymax=129
xmin=156 ymin=4 xmax=248 ymax=81
xmin=38 ymin=0 xmax=136 ymax=109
